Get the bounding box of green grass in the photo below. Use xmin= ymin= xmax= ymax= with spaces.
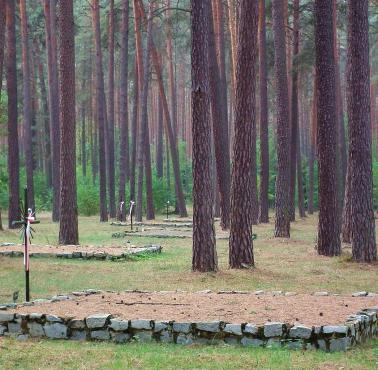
xmin=0 ymin=212 xmax=377 ymax=369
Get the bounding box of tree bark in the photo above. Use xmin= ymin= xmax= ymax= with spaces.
xmin=156 ymin=93 xmax=164 ymax=178
xmin=92 ymin=0 xmax=108 ymax=221
xmin=272 ymin=0 xmax=291 ymax=238
xmin=346 ymin=0 xmax=376 ymax=262
xmin=229 ymin=0 xmax=258 ymax=268
xmin=0 ymin=0 xmax=5 ymax=98
xmin=191 ymin=0 xmax=217 ymax=273
xmin=6 ymin=0 xmax=20 ymax=229
xmin=314 ymin=0 xmax=341 ymax=256
xmin=118 ymin=0 xmax=130 ymax=221
xmin=57 ymin=0 xmax=78 ymax=245
xmin=308 ymin=74 xmax=317 ymax=215
xmin=258 ymin=0 xmax=269 ymax=224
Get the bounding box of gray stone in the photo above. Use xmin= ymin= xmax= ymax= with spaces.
xmin=111 ymin=332 xmax=130 ymax=343
xmin=196 ymin=290 xmax=212 ymax=294
xmin=29 ymin=313 xmax=43 ymax=320
xmin=134 ymin=331 xmax=152 ymax=342
xmin=0 ymin=325 xmax=7 ymax=335
xmin=70 ymin=330 xmax=87 ymax=341
xmin=253 ymin=290 xmax=264 ymax=295
xmin=16 ymin=334 xmax=29 ymax=341
xmin=367 ymin=292 xmax=378 ymax=297
xmin=176 ymin=334 xmax=193 ymax=345
xmin=322 ymin=325 xmax=348 ymax=335
xmin=28 ymin=322 xmax=44 ymax=337
xmin=109 ymin=319 xmax=129 ymax=331
xmin=46 ymin=315 xmax=63 ymax=323
xmin=130 ymin=320 xmax=152 ymax=330
xmin=289 ymin=325 xmax=312 ymax=339
xmin=241 ymin=337 xmax=264 ymax=347
xmin=86 ymin=314 xmax=111 ymax=329
xmin=352 ymin=291 xmax=368 ymax=297
xmin=153 ymin=322 xmax=168 ymax=332
xmin=196 ymin=321 xmax=220 ymax=333
xmin=266 ymin=339 xmax=281 ymax=348
xmin=313 ymin=291 xmax=329 ymax=296
xmin=44 ymin=323 xmax=67 ymax=339
xmin=284 ymin=292 xmax=297 ymax=297
xmin=223 ymin=324 xmax=242 ymax=336
xmin=317 ymin=339 xmax=327 ymax=351
xmin=224 ymin=337 xmax=239 ymax=345
xmin=286 ymin=340 xmax=304 ymax=350
xmin=70 ymin=319 xmax=86 ymax=329
xmin=173 ymin=322 xmax=192 ymax=334
xmin=244 ymin=324 xmax=258 ymax=335
xmin=160 ymin=330 xmax=173 ymax=343
xmin=0 ymin=313 xmax=14 ymax=322
xmin=329 ymin=337 xmax=349 ymax=352
xmin=272 ymin=291 xmax=283 ymax=296
xmin=7 ymin=322 xmax=21 ymax=334
xmin=91 ymin=330 xmax=110 ymax=340
xmin=264 ymin=322 xmax=284 ymax=337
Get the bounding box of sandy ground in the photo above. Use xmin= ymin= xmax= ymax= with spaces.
xmin=9 ymin=291 xmax=378 ymax=326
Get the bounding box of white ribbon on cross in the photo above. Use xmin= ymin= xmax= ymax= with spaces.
xmin=127 ymin=201 xmax=135 ymax=222
xmin=24 ymin=208 xmax=35 ymax=271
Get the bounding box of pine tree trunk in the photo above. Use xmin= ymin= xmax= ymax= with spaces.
xmin=258 ymin=0 xmax=269 ymax=224
xmin=229 ymin=0 xmax=258 ymax=268
xmin=92 ymin=0 xmax=108 ymax=222
xmin=118 ymin=0 xmax=130 ymax=221
xmin=6 ymin=0 xmax=20 ymax=229
xmin=0 ymin=0 xmax=5 ymax=98
xmin=156 ymin=93 xmax=164 ymax=178
xmin=346 ymin=0 xmax=376 ymax=262
xmin=308 ymin=75 xmax=317 ymax=215
xmin=44 ymin=0 xmax=60 ymax=222
xmin=272 ymin=0 xmax=291 ymax=238
xmin=314 ymin=0 xmax=341 ymax=256
xmin=191 ymin=0 xmax=217 ymax=273
xmin=57 ymin=0 xmax=79 ymax=245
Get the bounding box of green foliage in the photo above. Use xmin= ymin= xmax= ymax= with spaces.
xmin=76 ymin=171 xmax=100 ymax=216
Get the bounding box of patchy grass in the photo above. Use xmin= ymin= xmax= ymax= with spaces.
xmin=0 ymin=212 xmax=377 ymax=369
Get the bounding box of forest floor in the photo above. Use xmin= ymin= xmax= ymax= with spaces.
xmin=0 ymin=212 xmax=377 ymax=369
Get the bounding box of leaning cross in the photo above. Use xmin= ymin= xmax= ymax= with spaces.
xmin=12 ymin=187 xmax=40 ymax=302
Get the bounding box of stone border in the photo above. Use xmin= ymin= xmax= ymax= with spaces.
xmin=0 ymin=245 xmax=162 ymax=262
xmin=111 ymin=231 xmax=228 ymax=240
xmin=110 ymin=222 xmax=193 ymax=228
xmin=0 ymin=289 xmax=377 ymax=352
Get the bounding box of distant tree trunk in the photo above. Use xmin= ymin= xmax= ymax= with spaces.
xmin=272 ymin=0 xmax=291 ymax=238
xmin=107 ymin=0 xmax=116 ymax=218
xmin=118 ymin=0 xmax=130 ymax=221
xmin=191 ymin=0 xmax=217 ymax=272
xmin=0 ymin=0 xmax=5 ymax=98
xmin=308 ymin=75 xmax=317 ymax=215
xmin=258 ymin=0 xmax=269 ymax=224
xmin=297 ymin=133 xmax=306 ymax=218
xmin=19 ymin=0 xmax=35 ymax=210
xmin=129 ymin=59 xmax=139 ymax=202
xmin=34 ymin=40 xmax=52 ymax=188
xmin=156 ymin=94 xmax=164 ymax=178
xmin=137 ymin=0 xmax=187 ymax=217
xmin=80 ymin=75 xmax=87 ymax=177
xmin=289 ymin=0 xmax=299 ymax=222
xmin=6 ymin=0 xmax=20 ymax=229
xmin=314 ymin=0 xmax=341 ymax=256
xmin=207 ymin=3 xmax=231 ymax=230
xmin=57 ymin=0 xmax=78 ymax=245
xmin=92 ymin=0 xmax=108 ymax=221
xmin=346 ymin=0 xmax=376 ymax=262
xmin=0 ymin=208 xmax=3 ymax=231
xmin=229 ymin=0 xmax=258 ymax=268
xmin=44 ymin=0 xmax=60 ymax=222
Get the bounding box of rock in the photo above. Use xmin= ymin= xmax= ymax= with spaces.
xmin=130 ymin=320 xmax=152 ymax=330
xmin=264 ymin=322 xmax=284 ymax=337
xmin=196 ymin=290 xmax=212 ymax=294
xmin=29 ymin=313 xmax=43 ymax=320
xmin=223 ymin=324 xmax=242 ymax=336
xmin=322 ymin=325 xmax=348 ymax=335
xmin=329 ymin=337 xmax=349 ymax=352
xmin=289 ymin=325 xmax=312 ymax=339
xmin=0 ymin=325 xmax=7 ymax=335
xmin=70 ymin=319 xmax=86 ymax=329
xmin=367 ymin=292 xmax=378 ymax=297
xmin=266 ymin=338 xmax=281 ymax=348
xmin=317 ymin=339 xmax=327 ymax=351
xmin=160 ymin=330 xmax=173 ymax=343
xmin=224 ymin=337 xmax=239 ymax=345
xmin=16 ymin=334 xmax=29 ymax=341
xmin=28 ymin=322 xmax=44 ymax=337
xmin=86 ymin=314 xmax=111 ymax=329
xmin=111 ymin=332 xmax=130 ymax=343
xmin=286 ymin=340 xmax=304 ymax=350
xmin=173 ymin=322 xmax=192 ymax=334
xmin=253 ymin=290 xmax=264 ymax=295
xmin=0 ymin=313 xmax=14 ymax=322
xmin=313 ymin=291 xmax=329 ymax=296
xmin=70 ymin=330 xmax=87 ymax=341
xmin=176 ymin=334 xmax=193 ymax=345
xmin=46 ymin=315 xmax=63 ymax=323
xmin=352 ymin=291 xmax=368 ymax=297
xmin=7 ymin=322 xmax=21 ymax=334
xmin=241 ymin=337 xmax=264 ymax=347
xmin=284 ymin=292 xmax=297 ymax=297
xmin=109 ymin=319 xmax=129 ymax=331
xmin=91 ymin=330 xmax=110 ymax=340
xmin=272 ymin=291 xmax=283 ymax=296
xmin=153 ymin=322 xmax=168 ymax=333
xmin=196 ymin=321 xmax=221 ymax=333
xmin=244 ymin=324 xmax=258 ymax=335
xmin=134 ymin=331 xmax=152 ymax=342
xmin=44 ymin=323 xmax=67 ymax=339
